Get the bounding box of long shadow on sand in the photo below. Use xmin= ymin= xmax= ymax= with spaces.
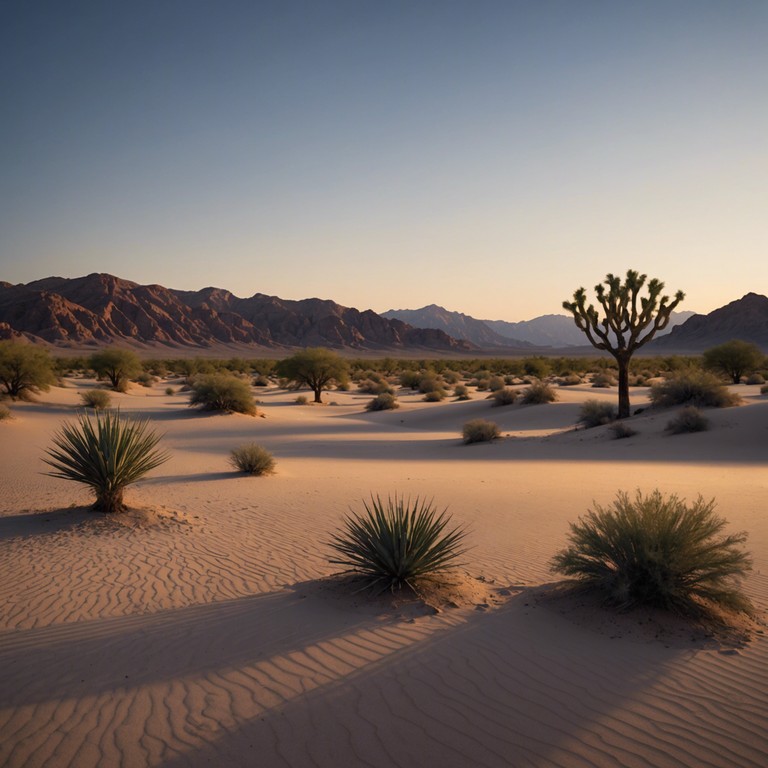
xmin=0 ymin=506 xmax=98 ymax=541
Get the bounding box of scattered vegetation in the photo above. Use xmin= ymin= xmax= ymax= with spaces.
xmin=666 ymin=406 xmax=710 ymax=434
xmin=80 ymin=389 xmax=112 ymax=410
xmin=649 ymin=370 xmax=740 ymax=409
xmin=491 ymin=387 xmax=518 ymax=407
xmin=366 ymin=393 xmax=399 ymax=411
xmin=328 ymin=495 xmax=468 ymax=592
xmin=188 ymin=373 xmax=257 ymax=415
xmin=0 ymin=341 xmax=56 ymax=400
xmin=703 ymin=339 xmax=764 ymax=384
xmin=521 ymin=381 xmax=557 ymax=404
xmin=591 ymin=371 xmax=616 ymax=388
xmin=42 ymin=410 xmax=170 ymax=513
xmin=229 ymin=443 xmax=276 ymax=475
xmin=551 ymin=489 xmax=753 ymax=615
xmin=579 ymin=399 xmax=617 ymax=428
xmin=89 ymin=349 xmax=143 ymax=392
xmin=462 ymin=419 xmax=500 ymax=444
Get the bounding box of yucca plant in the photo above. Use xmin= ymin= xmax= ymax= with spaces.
xmin=551 ymin=490 xmax=753 ymax=616
xmin=329 ymin=495 xmax=468 ymax=592
xmin=42 ymin=410 xmax=169 ymax=513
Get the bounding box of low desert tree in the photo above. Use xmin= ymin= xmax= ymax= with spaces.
xmin=0 ymin=341 xmax=56 ymax=400
xmin=189 ymin=373 xmax=257 ymax=414
xmin=89 ymin=349 xmax=142 ymax=391
xmin=563 ymin=271 xmax=684 ymax=418
xmin=702 ymin=339 xmax=764 ymax=384
xmin=276 ymin=348 xmax=349 ymax=404
xmin=551 ymin=490 xmax=752 ymax=615
xmin=328 ymin=495 xmax=468 ymax=592
xmin=42 ymin=410 xmax=169 ymax=513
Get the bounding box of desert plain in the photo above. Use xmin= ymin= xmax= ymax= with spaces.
xmin=1 ymin=374 xmax=767 ymax=768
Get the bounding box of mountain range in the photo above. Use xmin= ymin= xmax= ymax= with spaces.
xmin=0 ymin=273 xmax=765 ymax=354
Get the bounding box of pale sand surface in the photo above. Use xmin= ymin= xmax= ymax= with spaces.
xmin=1 ymin=379 xmax=767 ymax=767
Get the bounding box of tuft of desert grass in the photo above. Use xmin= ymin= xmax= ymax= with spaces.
xmin=521 ymin=381 xmax=557 ymax=404
xmin=366 ymin=392 xmax=399 ymax=411
xmin=462 ymin=419 xmax=500 ymax=444
xmin=491 ymin=387 xmax=518 ymax=407
xmin=666 ymin=406 xmax=709 ymax=434
xmin=229 ymin=443 xmax=276 ymax=475
xmin=80 ymin=389 xmax=112 ymax=410
xmin=579 ymin=399 xmax=617 ymax=428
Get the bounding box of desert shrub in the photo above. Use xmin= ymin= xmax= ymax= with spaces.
xmin=745 ymin=373 xmax=765 ymax=385
xmin=188 ymin=373 xmax=257 ymax=415
xmin=366 ymin=393 xmax=399 ymax=411
xmin=253 ymin=374 xmax=270 ymax=387
xmin=609 ymin=422 xmax=637 ymax=439
xmin=42 ymin=410 xmax=169 ymax=513
xmin=649 ymin=370 xmax=739 ymax=408
xmin=0 ymin=341 xmax=56 ymax=400
xmin=666 ymin=406 xmax=710 ymax=434
xmin=328 ymin=495 xmax=468 ymax=592
xmin=523 ymin=357 xmax=550 ymax=379
xmin=442 ymin=370 xmax=461 ymax=385
xmin=295 ymin=394 xmax=309 ymax=405
xmin=80 ymin=389 xmax=112 ymax=410
xmin=491 ymin=387 xmax=518 ymax=407
xmin=559 ymin=374 xmax=582 ymax=386
xmin=165 ymin=386 xmax=175 ymax=395
xmin=399 ymin=370 xmax=422 ymax=389
xmin=423 ymin=389 xmax=446 ymax=402
xmin=551 ymin=489 xmax=752 ymax=615
xmin=591 ymin=371 xmax=616 ymax=388
xmin=462 ymin=419 xmax=500 ymax=444
xmin=762 ymin=384 xmax=768 ymax=395
xmin=521 ymin=381 xmax=557 ymax=404
xmin=418 ymin=374 xmax=445 ymax=394
xmin=0 ymin=404 xmax=11 ymax=421
xmin=579 ymin=399 xmax=617 ymax=428
xmin=229 ymin=443 xmax=275 ymax=475
xmin=135 ymin=372 xmax=155 ymax=388
xmin=488 ymin=375 xmax=506 ymax=392
xmin=454 ymin=384 xmax=471 ymax=400
xmin=358 ymin=378 xmax=394 ymax=395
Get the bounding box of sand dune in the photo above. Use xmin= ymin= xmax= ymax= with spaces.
xmin=1 ymin=379 xmax=767 ymax=767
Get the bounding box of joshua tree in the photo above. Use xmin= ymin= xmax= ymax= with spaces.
xmin=563 ymin=271 xmax=684 ymax=418
xmin=276 ymin=348 xmax=349 ymax=403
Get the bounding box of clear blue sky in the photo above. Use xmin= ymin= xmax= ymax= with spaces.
xmin=1 ymin=0 xmax=766 ymax=320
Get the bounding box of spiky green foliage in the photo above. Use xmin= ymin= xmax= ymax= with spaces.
xmin=80 ymin=389 xmax=112 ymax=410
xmin=229 ymin=443 xmax=275 ymax=475
xmin=551 ymin=490 xmax=752 ymax=615
xmin=0 ymin=341 xmax=56 ymax=400
xmin=42 ymin=410 xmax=169 ymax=513
xmin=666 ymin=406 xmax=709 ymax=434
xmin=462 ymin=419 xmax=500 ymax=444
xmin=276 ymin=348 xmax=349 ymax=403
xmin=649 ymin=370 xmax=739 ymax=408
xmin=89 ymin=349 xmax=142 ymax=392
xmin=703 ymin=339 xmax=764 ymax=385
xmin=366 ymin=392 xmax=399 ymax=411
xmin=563 ymin=271 xmax=685 ymax=418
xmin=521 ymin=381 xmax=557 ymax=404
xmin=579 ymin=399 xmax=617 ymax=428
xmin=188 ymin=373 xmax=257 ymax=415
xmin=328 ymin=495 xmax=468 ymax=592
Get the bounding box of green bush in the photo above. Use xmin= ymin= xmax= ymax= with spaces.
xmin=521 ymin=381 xmax=557 ymax=404
xmin=136 ymin=372 xmax=155 ymax=388
xmin=579 ymin=399 xmax=617 ymax=428
xmin=358 ymin=378 xmax=394 ymax=395
xmin=666 ymin=406 xmax=709 ymax=434
xmin=80 ymin=389 xmax=112 ymax=410
xmin=551 ymin=489 xmax=752 ymax=615
xmin=295 ymin=394 xmax=309 ymax=405
xmin=491 ymin=387 xmax=518 ymax=407
xmin=188 ymin=373 xmax=257 ymax=415
xmin=488 ymin=375 xmax=506 ymax=392
xmin=366 ymin=393 xmax=399 ymax=411
xmin=453 ymin=384 xmax=471 ymax=400
xmin=650 ymin=371 xmax=739 ymax=408
xmin=399 ymin=370 xmax=422 ymax=390
xmin=462 ymin=419 xmax=500 ymax=444
xmin=42 ymin=410 xmax=169 ymax=513
xmin=745 ymin=373 xmax=765 ymax=385
xmin=229 ymin=443 xmax=275 ymax=475
xmin=253 ymin=374 xmax=270 ymax=387
xmin=609 ymin=422 xmax=637 ymax=439
xmin=591 ymin=371 xmax=616 ymax=388
xmin=328 ymin=495 xmax=468 ymax=592
xmin=423 ymin=389 xmax=446 ymax=402
xmin=165 ymin=386 xmax=175 ymax=396
xmin=559 ymin=374 xmax=582 ymax=386
xmin=0 ymin=341 xmax=56 ymax=400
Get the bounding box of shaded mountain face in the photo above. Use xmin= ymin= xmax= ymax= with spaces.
xmin=0 ymin=274 xmax=473 ymax=352
xmin=650 ymin=293 xmax=768 ymax=352
xmin=381 ymin=304 xmax=533 ymax=348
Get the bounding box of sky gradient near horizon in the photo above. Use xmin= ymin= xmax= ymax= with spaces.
xmin=1 ymin=1 xmax=766 ymax=321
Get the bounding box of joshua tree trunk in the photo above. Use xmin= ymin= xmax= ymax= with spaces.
xmin=616 ymin=355 xmax=630 ymax=419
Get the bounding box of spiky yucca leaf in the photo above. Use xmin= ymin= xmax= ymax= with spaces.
xmin=551 ymin=490 xmax=753 ymax=615
xmin=42 ymin=410 xmax=169 ymax=513
xmin=329 ymin=495 xmax=468 ymax=592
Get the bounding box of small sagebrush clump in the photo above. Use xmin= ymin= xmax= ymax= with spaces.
xmin=80 ymin=389 xmax=112 ymax=410
xmin=189 ymin=373 xmax=257 ymax=415
xmin=295 ymin=395 xmax=309 ymax=405
xmin=551 ymin=489 xmax=753 ymax=615
xmin=454 ymin=384 xmax=471 ymax=401
xmin=649 ymin=370 xmax=740 ymax=408
xmin=423 ymin=389 xmax=446 ymax=402
xmin=328 ymin=495 xmax=468 ymax=592
xmin=165 ymin=387 xmax=175 ymax=396
xmin=462 ymin=419 xmax=500 ymax=444
xmin=579 ymin=399 xmax=617 ymax=428
xmin=366 ymin=393 xmax=399 ymax=411
xmin=591 ymin=371 xmax=616 ymax=388
xmin=609 ymin=422 xmax=637 ymax=439
xmin=666 ymin=406 xmax=709 ymax=434
xmin=521 ymin=381 xmax=557 ymax=404
xmin=229 ymin=443 xmax=275 ymax=475
xmin=491 ymin=387 xmax=518 ymax=407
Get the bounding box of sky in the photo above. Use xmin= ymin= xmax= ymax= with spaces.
xmin=1 ymin=0 xmax=766 ymax=321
